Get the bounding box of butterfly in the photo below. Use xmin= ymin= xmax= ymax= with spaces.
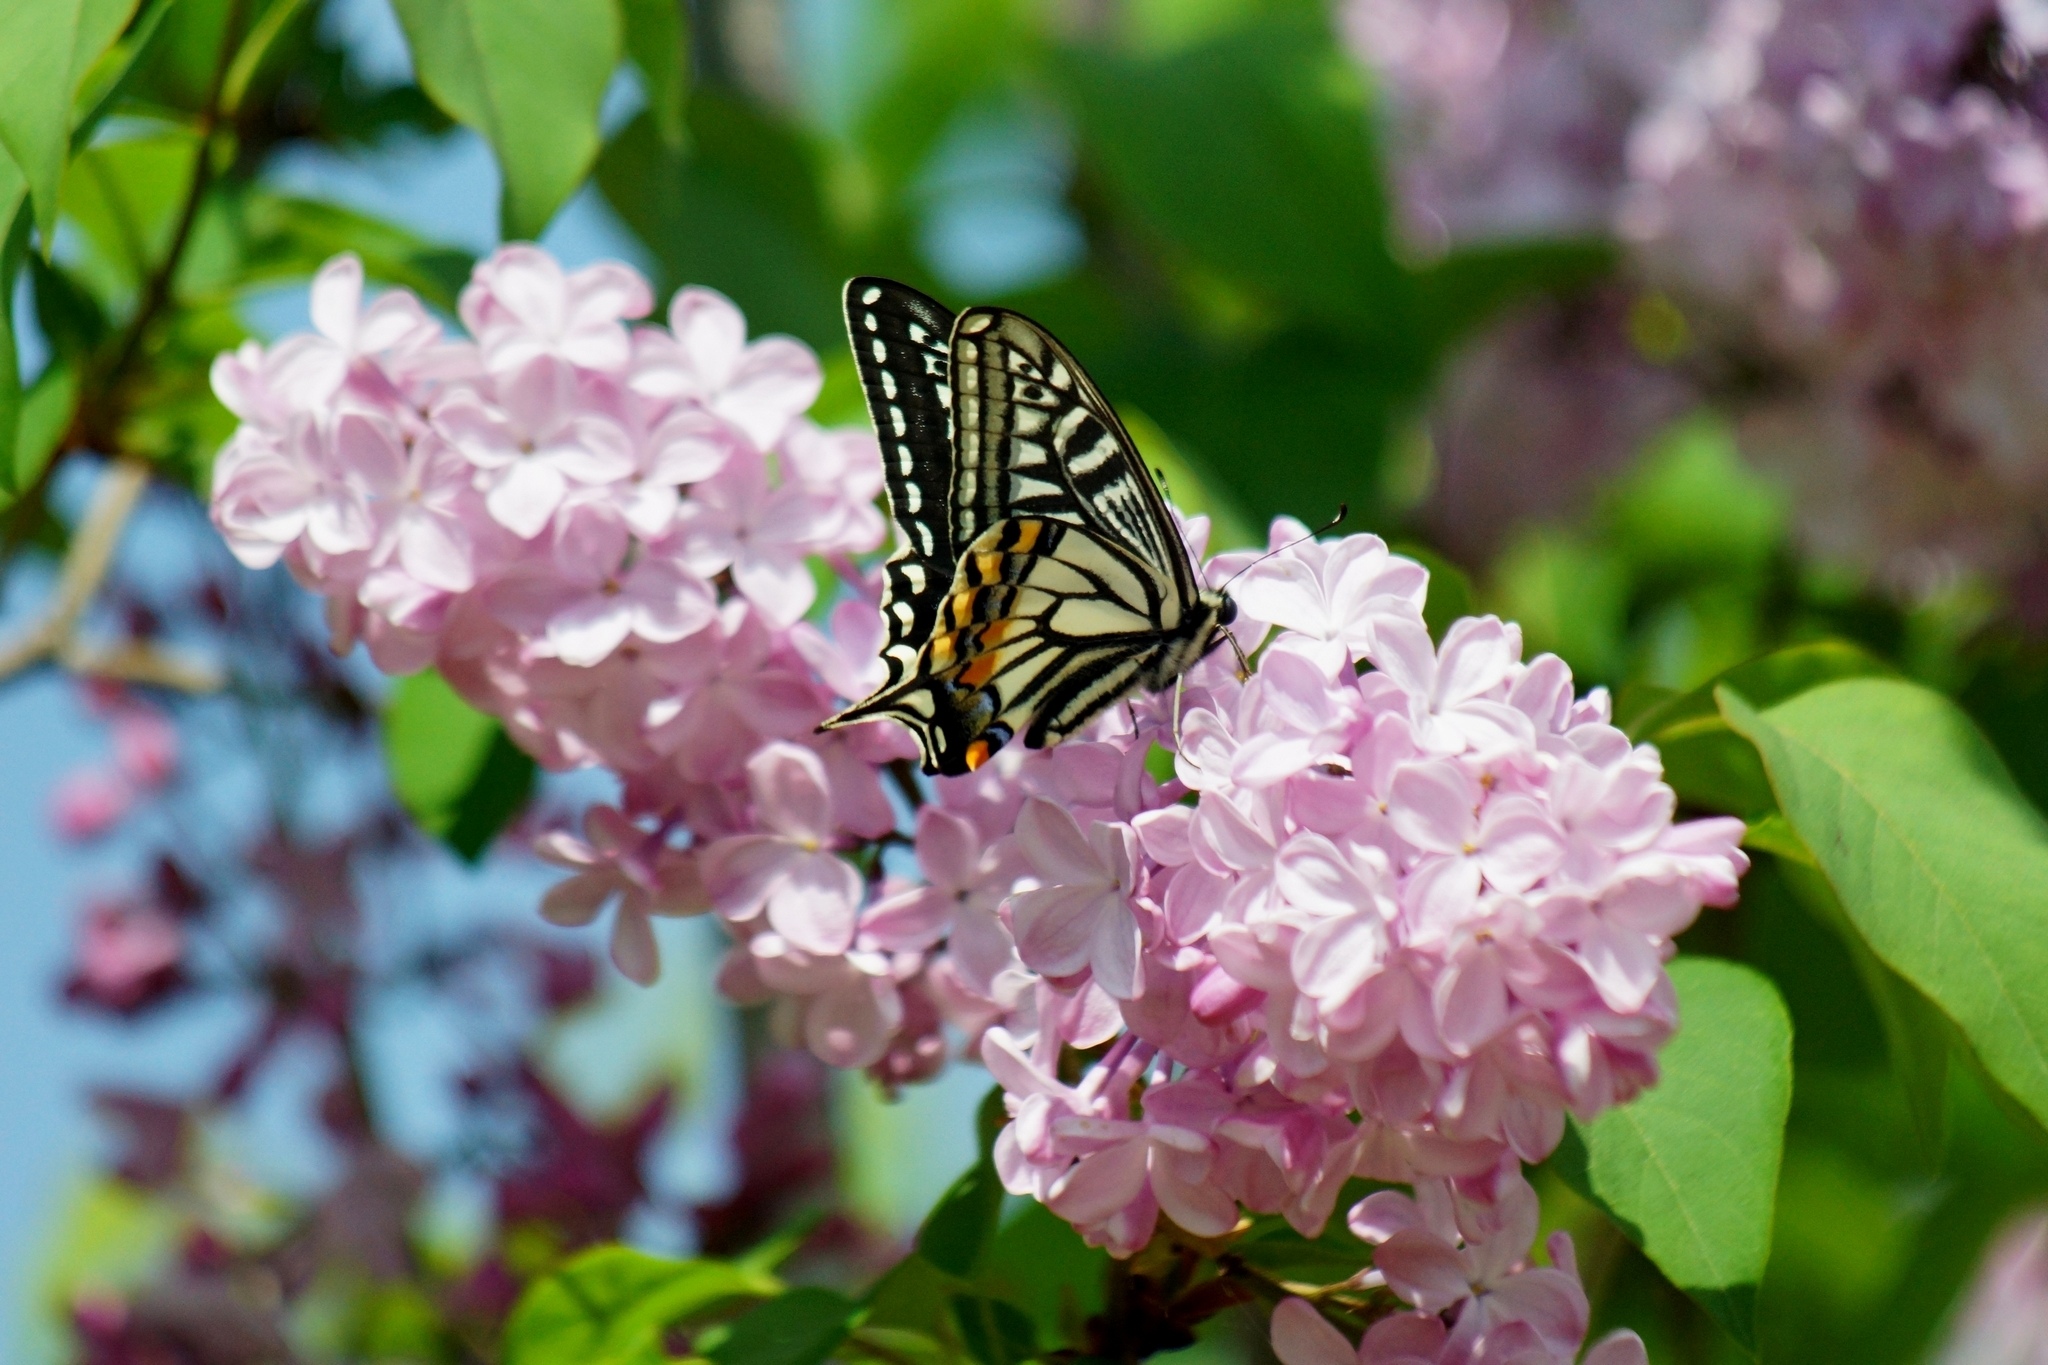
xmin=818 ymin=277 xmax=1238 ymax=776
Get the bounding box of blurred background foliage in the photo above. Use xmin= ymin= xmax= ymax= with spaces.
xmin=10 ymin=0 xmax=2048 ymax=1363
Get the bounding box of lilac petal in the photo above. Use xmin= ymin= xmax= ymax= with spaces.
xmin=700 ymin=835 xmax=793 ymax=920
xmin=1269 ymin=1298 xmax=1358 ymax=1365
xmin=1018 ymin=798 xmax=1105 ymax=885
xmin=541 ymin=870 xmax=617 ymax=926
xmin=1277 ymin=833 xmax=1377 ymax=917
xmin=862 ymin=886 xmax=954 ymax=951
xmin=1582 ymin=1330 xmax=1649 ymax=1365
xmin=1387 ymin=762 xmax=1478 ymax=854
xmin=610 ymin=908 xmax=660 ymax=984
xmin=1366 ymin=616 xmax=1438 ymax=697
xmin=1009 ymin=885 xmax=1114 ymax=979
xmin=917 ymin=807 xmax=983 ymax=890
xmin=766 ymin=851 xmax=862 ymax=955
xmin=1433 ymin=616 xmax=1517 ymax=707
xmin=806 ymin=977 xmax=899 ymax=1068
xmin=719 ymin=337 xmax=823 ymax=448
xmin=1233 ymin=558 xmax=1330 ymax=637
xmin=732 ymin=551 xmax=816 ymax=628
xmin=1357 ymin=1313 xmax=1447 ymax=1364
xmin=1372 ymin=1228 xmax=1474 ymax=1313
xmin=1292 ymin=913 xmax=1390 ymax=1003
xmin=747 ymin=742 xmax=835 ymax=842
xmin=309 ymin=254 xmax=365 ymax=341
xmin=1578 ymin=921 xmax=1663 ymax=1014
xmin=1133 ymin=805 xmax=1195 ymax=867
xmin=1598 ymin=877 xmax=1696 ymax=937
xmin=1153 ymin=1157 xmax=1238 ymax=1236
xmin=670 ymin=286 xmax=748 ymax=383
xmin=1349 ymin=1189 xmax=1425 ymax=1243
xmin=1434 ymin=946 xmax=1511 ymax=1056
xmin=1194 ymin=792 xmax=1275 ymax=875
xmin=1476 ymin=800 xmax=1564 ymax=893
xmin=1480 ymin=1267 xmax=1589 ymax=1354
xmin=1088 ymin=898 xmax=1142 ymax=1000
xmin=1048 ymin=1139 xmax=1151 ymax=1224
xmin=486 ymin=460 xmax=568 ymax=538
xmin=546 ymin=595 xmax=634 ymax=667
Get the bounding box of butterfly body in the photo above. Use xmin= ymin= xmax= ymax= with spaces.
xmin=821 ymin=279 xmax=1235 ymax=776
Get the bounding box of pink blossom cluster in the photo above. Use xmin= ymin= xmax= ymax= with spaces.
xmin=52 ymin=683 xmax=179 ymax=841
xmin=971 ymin=523 xmax=1746 ymax=1254
xmin=1617 ymin=0 xmax=2048 ymax=592
xmin=206 ymin=246 xmax=1746 ymax=1264
xmin=1269 ymin=1164 xmax=1647 ymax=1365
xmin=1350 ymin=0 xmax=2048 ymax=591
xmin=208 ymin=246 xmax=895 ymax=983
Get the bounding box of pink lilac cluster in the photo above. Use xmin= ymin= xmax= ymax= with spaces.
xmin=206 ymin=246 xmax=1745 ymax=1265
xmin=977 ymin=522 xmax=1746 ymax=1255
xmin=1618 ymin=0 xmax=2048 ymax=593
xmin=1350 ymin=0 xmax=2048 ymax=591
xmin=52 ymin=681 xmax=179 ymax=841
xmin=208 ymin=246 xmax=893 ymax=984
xmin=1270 ymin=1164 xmax=1647 ymax=1365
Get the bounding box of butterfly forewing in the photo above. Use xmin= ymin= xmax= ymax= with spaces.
xmin=949 ymin=310 xmax=1197 ymax=608
xmin=842 ymin=278 xmax=958 ymax=691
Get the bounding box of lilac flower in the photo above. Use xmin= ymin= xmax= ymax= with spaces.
xmin=536 ymin=805 xmax=706 ymax=984
xmin=1006 ymin=798 xmax=1146 ymax=1000
xmin=460 ymin=244 xmax=651 ymax=375
xmin=629 ymin=287 xmax=823 ymax=450
xmin=1232 ymin=528 xmax=1430 ymax=675
xmin=702 ymin=743 xmax=865 ymax=955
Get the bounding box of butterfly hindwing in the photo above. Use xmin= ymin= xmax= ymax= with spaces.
xmin=832 ymin=517 xmax=1211 ymax=775
xmin=842 ymin=277 xmax=958 ymax=692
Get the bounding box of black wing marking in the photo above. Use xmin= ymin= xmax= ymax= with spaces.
xmin=824 ymin=517 xmax=1202 ymax=775
xmin=841 ymin=277 xmax=957 ymax=693
xmin=948 ymin=308 xmax=1199 ymax=614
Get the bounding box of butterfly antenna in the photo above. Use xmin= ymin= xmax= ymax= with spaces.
xmin=1216 ymin=503 xmax=1349 ymax=594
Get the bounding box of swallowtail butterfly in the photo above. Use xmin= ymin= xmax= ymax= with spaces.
xmin=819 ymin=278 xmax=1237 ymax=776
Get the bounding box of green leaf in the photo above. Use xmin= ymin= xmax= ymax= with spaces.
xmin=596 ymin=98 xmax=839 ymax=350
xmin=235 ymin=191 xmax=474 ymax=312
xmin=916 ymin=1087 xmax=1008 ymax=1278
xmin=1062 ymin=19 xmax=1396 ymax=326
xmin=68 ymin=0 xmax=179 ymax=155
xmin=1622 ymin=641 xmax=1889 ymax=819
xmin=1603 ymin=412 xmax=1787 ymax=587
xmin=388 ymin=0 xmax=621 ymax=240
xmin=1410 ymin=237 xmax=1614 ymax=355
xmin=56 ymin=125 xmax=202 ymax=304
xmin=975 ymin=1201 xmax=1107 ymax=1349
xmin=1720 ymin=677 xmax=2048 ymax=1132
xmin=948 ymin=1295 xmax=1038 ymax=1365
xmin=1551 ymin=957 xmax=1792 ymax=1353
xmin=1232 ymin=1179 xmax=1379 ymax=1283
xmin=0 ymin=0 xmax=139 ymax=241
xmin=706 ymin=1286 xmax=858 ymax=1365
xmin=0 ymin=186 xmax=29 ymax=495
xmin=15 ymin=359 xmax=79 ymax=491
xmin=1774 ymin=854 xmax=1954 ymax=1167
xmin=620 ymin=0 xmax=688 ymax=150
xmin=504 ymin=1247 xmax=780 ymax=1365
xmin=382 ymin=668 xmax=536 ymax=862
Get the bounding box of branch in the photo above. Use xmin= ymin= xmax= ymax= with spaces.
xmin=0 ymin=457 xmax=223 ymax=691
